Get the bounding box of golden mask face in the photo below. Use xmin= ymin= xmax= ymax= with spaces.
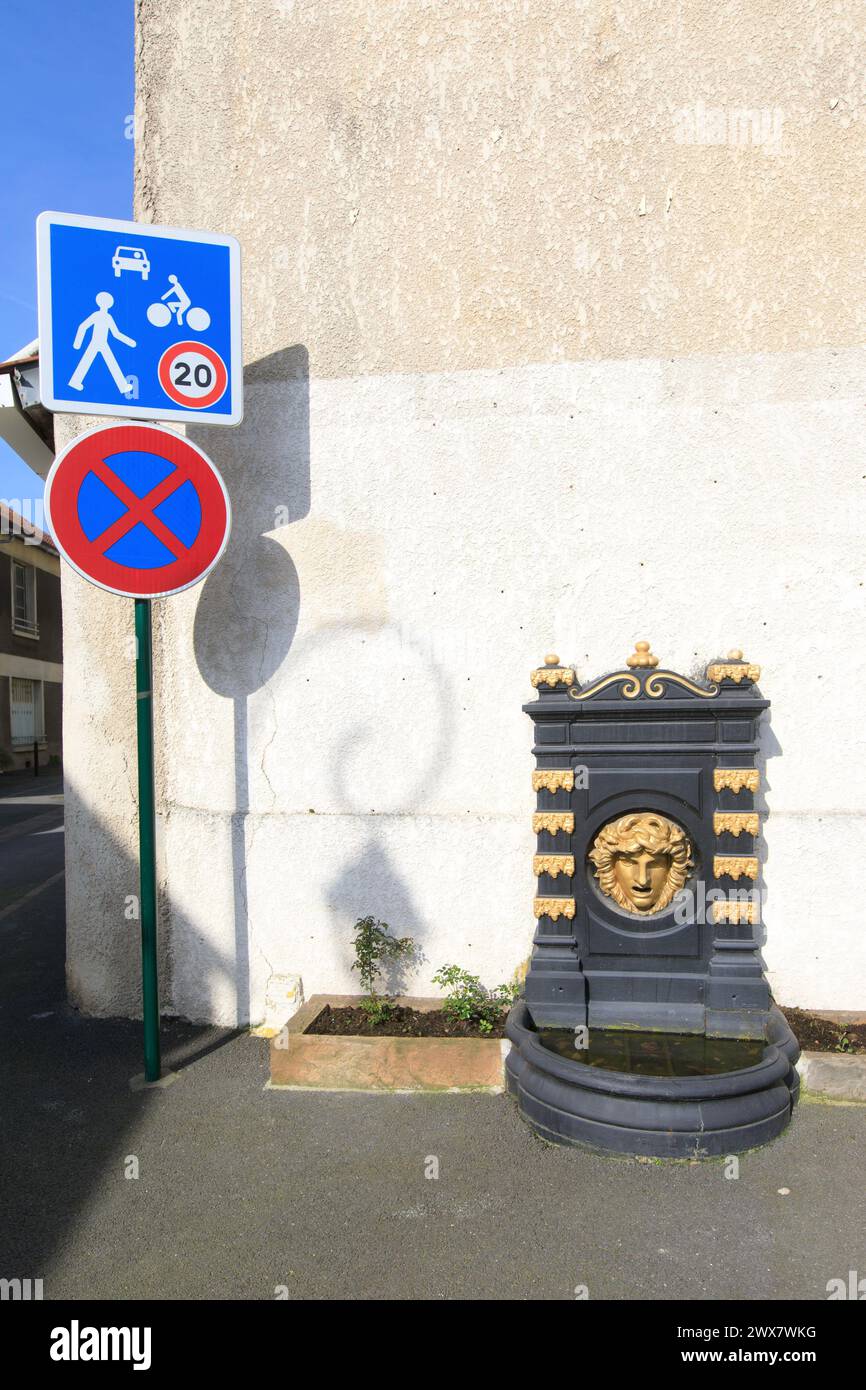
xmin=589 ymin=812 xmax=694 ymax=916
xmin=611 ymin=850 xmax=673 ymax=912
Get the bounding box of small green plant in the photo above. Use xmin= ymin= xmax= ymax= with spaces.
xmin=432 ymin=964 xmax=519 ymax=1034
xmin=351 ymin=916 xmax=415 ymax=1023
xmin=835 ymin=1029 xmax=854 ymax=1054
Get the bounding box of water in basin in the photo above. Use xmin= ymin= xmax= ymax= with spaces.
xmin=536 ymin=1027 xmax=766 ymax=1077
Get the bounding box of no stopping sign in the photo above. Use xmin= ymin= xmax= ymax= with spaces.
xmin=44 ymin=422 xmax=231 ymax=598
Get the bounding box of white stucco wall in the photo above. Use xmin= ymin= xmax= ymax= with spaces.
xmin=62 ymin=1 xmax=866 ymax=1022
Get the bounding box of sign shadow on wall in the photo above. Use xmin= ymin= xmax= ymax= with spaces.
xmin=191 ymin=345 xmax=310 ymax=1024
xmin=309 ymin=623 xmax=455 ymax=986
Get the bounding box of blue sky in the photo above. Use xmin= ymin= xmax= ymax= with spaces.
xmin=0 ymin=0 xmax=133 ymax=506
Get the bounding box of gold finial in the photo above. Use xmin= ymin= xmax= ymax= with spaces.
xmin=707 ymin=650 xmax=761 ymax=684
xmin=530 ymin=654 xmax=575 ymax=689
xmin=626 ymin=640 xmax=659 ymax=669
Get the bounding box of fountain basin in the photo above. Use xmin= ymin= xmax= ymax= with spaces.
xmin=505 ymin=998 xmax=799 ymax=1158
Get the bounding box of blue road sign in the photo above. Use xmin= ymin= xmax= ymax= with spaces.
xmin=37 ymin=211 xmax=242 ymax=426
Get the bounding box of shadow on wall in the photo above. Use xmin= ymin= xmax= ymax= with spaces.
xmin=188 ymin=342 xmax=461 ymax=1018
xmin=310 ymin=622 xmax=456 ymax=989
xmin=191 ymin=346 xmax=310 ymax=1024
xmin=755 ymin=709 xmax=782 ymax=953
xmin=327 ymin=840 xmax=429 ymax=994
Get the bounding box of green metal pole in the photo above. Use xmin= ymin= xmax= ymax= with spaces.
xmin=135 ymin=598 xmax=161 ymax=1082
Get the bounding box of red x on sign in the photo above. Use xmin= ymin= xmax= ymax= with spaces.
xmin=45 ymin=422 xmax=231 ymax=598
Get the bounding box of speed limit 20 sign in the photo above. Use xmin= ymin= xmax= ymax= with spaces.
xmin=159 ymin=341 xmax=229 ymax=410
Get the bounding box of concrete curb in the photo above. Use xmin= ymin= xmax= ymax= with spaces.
xmin=796 ymin=1051 xmax=866 ymax=1102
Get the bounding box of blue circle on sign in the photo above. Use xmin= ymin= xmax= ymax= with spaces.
xmin=76 ymin=448 xmax=203 ymax=569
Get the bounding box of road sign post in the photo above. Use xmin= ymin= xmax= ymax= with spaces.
xmin=44 ymin=421 xmax=232 ymax=1082
xmin=38 ymin=206 xmax=240 ymax=1081
xmin=135 ymin=598 xmax=160 ymax=1083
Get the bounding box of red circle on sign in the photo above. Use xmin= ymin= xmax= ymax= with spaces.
xmin=158 ymin=340 xmax=228 ymax=409
xmin=44 ymin=422 xmax=232 ymax=599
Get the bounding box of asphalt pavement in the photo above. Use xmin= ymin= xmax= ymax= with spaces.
xmin=0 ymin=773 xmax=864 ymax=1300
xmin=0 ymin=770 xmax=65 ymax=915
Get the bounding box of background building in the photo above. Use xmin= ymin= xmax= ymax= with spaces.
xmin=0 ymin=504 xmax=62 ymax=771
xmin=57 ymin=1 xmax=866 ymax=1024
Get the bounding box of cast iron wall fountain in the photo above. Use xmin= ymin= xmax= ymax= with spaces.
xmin=505 ymin=642 xmax=799 ymax=1157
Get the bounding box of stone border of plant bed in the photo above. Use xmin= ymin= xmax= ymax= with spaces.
xmin=796 ymin=1051 xmax=866 ymax=1103
xmin=267 ymin=995 xmax=508 ymax=1092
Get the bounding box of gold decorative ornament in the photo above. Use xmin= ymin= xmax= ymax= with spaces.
xmin=532 ymin=812 xmax=575 ymax=835
xmin=530 ymin=653 xmax=576 ymax=688
xmin=644 ymin=672 xmax=718 ymax=699
xmin=713 ymin=856 xmax=758 ymax=881
xmin=569 ymin=673 xmax=642 ymax=700
xmin=533 ymin=854 xmax=575 ymax=879
xmin=569 ymin=670 xmax=719 ymax=701
xmin=588 ymin=812 xmax=693 ymax=915
xmin=713 ymin=900 xmax=760 ymax=925
xmin=533 ymin=897 xmax=576 ymax=921
xmin=707 ymin=649 xmax=761 ymax=684
xmin=714 ymin=812 xmax=759 ymax=837
xmin=532 ymin=769 xmax=575 ymax=793
xmin=714 ymin=768 xmax=760 ymax=794
xmin=626 ymin=640 xmax=659 ymax=668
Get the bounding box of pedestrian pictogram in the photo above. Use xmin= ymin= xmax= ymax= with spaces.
xmin=44 ymin=422 xmax=231 ymax=599
xmin=37 ymin=211 xmax=242 ymax=425
xmin=69 ymin=292 xmax=137 ymax=397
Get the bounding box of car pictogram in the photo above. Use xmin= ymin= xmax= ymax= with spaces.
xmin=111 ymin=245 xmax=151 ymax=280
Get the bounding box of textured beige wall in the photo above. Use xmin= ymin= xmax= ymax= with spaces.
xmin=136 ymin=0 xmax=866 ymax=375
xmin=62 ymin=0 xmax=866 ymax=1021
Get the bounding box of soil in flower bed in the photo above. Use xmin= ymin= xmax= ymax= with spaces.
xmin=305 ymin=1003 xmax=864 ymax=1051
xmin=785 ymin=1008 xmax=866 ymax=1055
xmin=306 ymin=1004 xmax=507 ymax=1039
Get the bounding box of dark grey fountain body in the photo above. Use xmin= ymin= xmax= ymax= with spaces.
xmin=505 ymin=647 xmax=800 ymax=1157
